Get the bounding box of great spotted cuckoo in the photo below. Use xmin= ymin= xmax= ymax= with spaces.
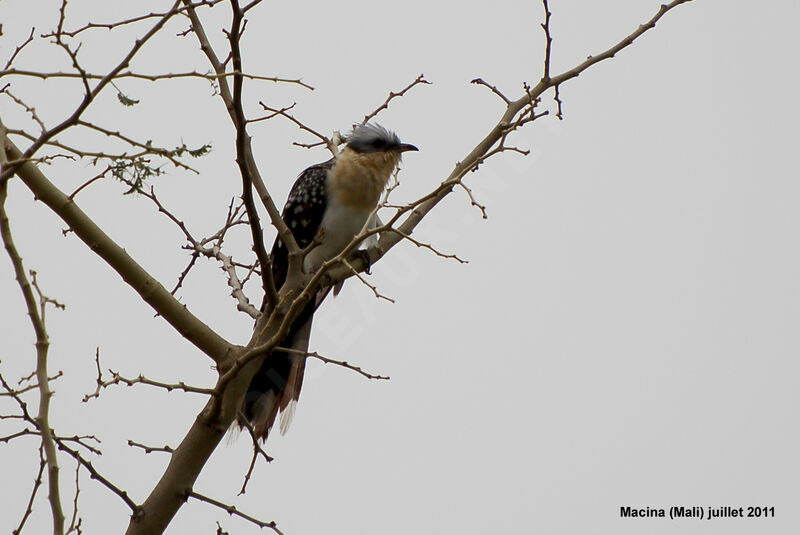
xmin=238 ymin=123 xmax=418 ymax=441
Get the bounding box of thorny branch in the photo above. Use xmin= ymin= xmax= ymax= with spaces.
xmin=4 ymin=27 xmax=36 ymax=71
xmin=39 ymin=0 xmax=225 ymax=38
xmin=342 ymin=258 xmax=395 ymax=303
xmin=54 ymin=437 xmax=140 ymax=514
xmin=226 ymin=0 xmax=278 ymax=309
xmin=298 ymin=348 xmax=391 ymax=381
xmin=2 ymin=87 xmax=47 ymax=133
xmin=361 ymin=74 xmax=431 ymax=124
xmin=540 ymin=0 xmax=564 ymax=120
xmin=83 ymin=348 xmax=214 ymax=403
xmin=186 ymin=491 xmax=285 ymax=534
xmin=13 ymin=445 xmax=46 ymax=535
xmin=182 ymin=0 xmax=298 ymax=308
xmin=5 ymin=126 xmax=208 ymax=179
xmin=66 ymin=461 xmax=82 ymax=535
xmin=1 ymin=19 xmax=236 ymax=362
xmin=257 ymin=102 xmax=338 ymax=154
xmin=109 ymin=177 xmax=258 ymax=315
xmin=1 ymin=0 xmax=189 ymax=183
xmin=236 ymin=412 xmax=273 ymax=495
xmin=1 ymin=68 xmax=312 ymax=88
xmin=128 ymin=439 xmax=175 ymax=455
xmin=389 ymin=228 xmax=468 ymax=264
xmin=258 ymin=74 xmax=430 ymax=156
xmin=1 ymin=177 xmax=66 ymax=534
xmin=0 ymin=369 xmax=138 ymax=519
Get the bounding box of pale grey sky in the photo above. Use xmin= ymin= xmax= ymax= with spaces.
xmin=1 ymin=1 xmax=798 ymax=534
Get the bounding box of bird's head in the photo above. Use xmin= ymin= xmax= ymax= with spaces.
xmin=346 ymin=123 xmax=418 ymax=155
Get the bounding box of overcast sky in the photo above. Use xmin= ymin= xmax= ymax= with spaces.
xmin=1 ymin=1 xmax=799 ymax=534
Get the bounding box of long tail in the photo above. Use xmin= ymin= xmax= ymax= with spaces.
xmin=238 ymin=297 xmax=315 ymax=441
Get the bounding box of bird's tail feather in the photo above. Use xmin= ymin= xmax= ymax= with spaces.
xmin=238 ymin=298 xmax=315 ymax=442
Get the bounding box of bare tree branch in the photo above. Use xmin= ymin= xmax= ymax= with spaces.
xmin=4 ymin=27 xmax=36 ymax=70
xmin=3 ymin=137 xmax=235 ymax=363
xmin=186 ymin=490 xmax=285 ymax=534
xmin=361 ymin=74 xmax=431 ymax=124
xmin=82 ymin=349 xmax=214 ymax=401
xmin=12 ymin=445 xmax=46 ymax=535
xmin=257 ymin=102 xmax=337 ymax=154
xmin=0 ymin=68 xmax=313 ymax=87
xmin=182 ymin=0 xmax=294 ymax=308
xmin=236 ymin=412 xmax=273 ymax=495
xmin=55 ymin=438 xmax=140 ymax=515
xmin=128 ymin=439 xmax=175 ymax=455
xmin=0 ymin=0 xmax=194 ymax=183
xmin=66 ymin=461 xmax=82 ymax=535
xmin=0 ymin=177 xmax=65 ymax=535
xmin=39 ymin=0 xmax=225 ymax=38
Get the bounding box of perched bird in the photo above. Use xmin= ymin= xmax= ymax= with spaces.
xmin=238 ymin=123 xmax=418 ymax=441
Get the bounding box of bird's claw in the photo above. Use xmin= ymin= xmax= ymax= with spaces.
xmin=354 ymin=249 xmax=372 ymax=275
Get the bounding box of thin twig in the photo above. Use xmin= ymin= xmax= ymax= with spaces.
xmin=13 ymin=445 xmax=46 ymax=535
xmin=54 ymin=438 xmax=140 ymax=514
xmin=258 ymin=101 xmax=336 ymax=154
xmin=341 ymin=259 xmax=395 ymax=303
xmin=470 ymin=78 xmax=511 ymax=104
xmin=0 ymin=178 xmax=65 ymax=534
xmin=275 ymin=346 xmax=390 ymax=381
xmin=4 ymin=27 xmax=36 ymax=70
xmin=39 ymin=0 xmax=225 ymax=38
xmin=68 ymin=166 xmax=111 ymax=199
xmin=541 ymin=0 xmax=554 ymax=81
xmin=186 ymin=491 xmax=284 ymax=534
xmin=390 ymin=228 xmax=469 ymax=263
xmin=127 ymin=439 xmax=175 ymax=454
xmin=66 ymin=461 xmax=82 ymax=535
xmin=362 ymin=74 xmax=431 ymax=124
xmin=236 ymin=413 xmax=273 ymax=495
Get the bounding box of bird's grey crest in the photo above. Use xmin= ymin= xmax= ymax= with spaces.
xmin=346 ymin=123 xmax=403 ymax=153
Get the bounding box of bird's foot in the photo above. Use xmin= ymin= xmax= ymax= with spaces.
xmin=353 ymin=249 xmax=372 ymax=275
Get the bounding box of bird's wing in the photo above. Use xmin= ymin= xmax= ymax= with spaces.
xmin=270 ymin=158 xmax=333 ymax=288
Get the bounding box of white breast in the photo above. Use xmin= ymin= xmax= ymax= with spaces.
xmin=303 ymin=201 xmax=372 ymax=273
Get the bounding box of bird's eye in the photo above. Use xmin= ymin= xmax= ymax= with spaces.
xmin=371 ymin=138 xmax=386 ymax=149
